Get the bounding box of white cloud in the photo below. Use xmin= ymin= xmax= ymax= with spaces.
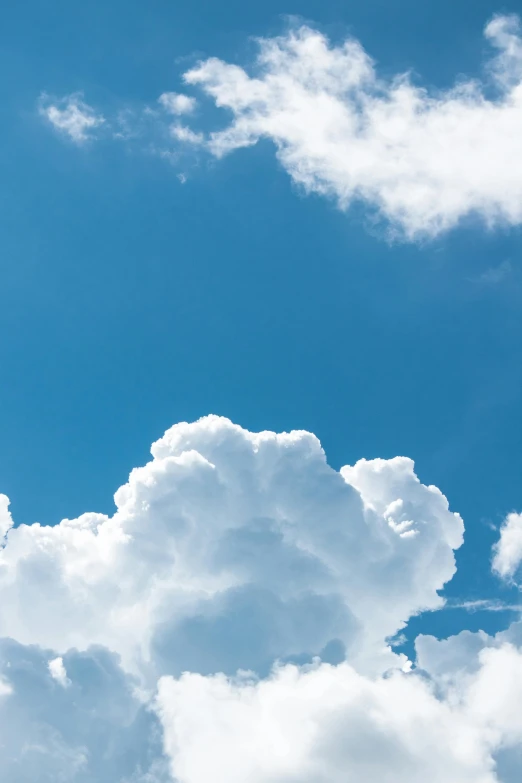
xmin=158 ymin=92 xmax=197 ymax=115
xmin=183 ymin=14 xmax=522 ymax=239
xmin=39 ymin=92 xmax=105 ymax=143
xmin=48 ymin=656 xmax=71 ymax=688
xmin=0 ymin=494 xmax=13 ymax=540
xmin=414 ymin=619 xmax=522 ymax=781
xmin=447 ymin=598 xmax=522 ymax=612
xmin=170 ymin=124 xmax=204 ymax=144
xmin=38 ymin=15 xmax=522 ymax=241
xmin=0 ymin=415 xmax=521 ymax=781
xmin=492 ymin=512 xmax=522 ymax=581
xmin=0 ymin=416 xmax=463 ymax=679
xmin=156 ymin=646 xmax=522 ymax=783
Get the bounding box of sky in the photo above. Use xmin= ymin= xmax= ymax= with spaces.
xmin=0 ymin=1 xmax=522 ymax=781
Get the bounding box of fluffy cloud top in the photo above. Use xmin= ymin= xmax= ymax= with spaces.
xmin=0 ymin=416 xmax=463 ymax=679
xmin=0 ymin=415 xmax=519 ymax=781
xmin=492 ymin=512 xmax=522 ymax=581
xmin=182 ymin=14 xmax=522 ymax=238
xmin=39 ymin=93 xmax=105 ymax=143
xmin=157 ymin=645 xmax=522 ymax=783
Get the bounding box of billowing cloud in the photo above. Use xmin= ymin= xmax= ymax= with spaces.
xmin=0 ymin=415 xmax=520 ymax=781
xmin=415 ymin=619 xmax=522 ymax=782
xmin=39 ymin=93 xmax=105 ymax=143
xmin=492 ymin=512 xmax=522 ymax=581
xmin=156 ymin=643 xmax=522 ymax=783
xmin=183 ymin=14 xmax=522 ymax=239
xmin=0 ymin=416 xmax=463 ymax=679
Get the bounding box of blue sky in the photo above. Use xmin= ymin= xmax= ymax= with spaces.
xmin=0 ymin=2 xmax=522 ymax=780
xmin=2 ymin=0 xmax=521 ymax=600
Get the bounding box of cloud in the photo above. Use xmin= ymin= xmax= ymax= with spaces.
xmin=492 ymin=512 xmax=522 ymax=581
xmin=0 ymin=493 xmax=13 ymax=539
xmin=414 ymin=620 xmax=522 ymax=782
xmin=169 ymin=124 xmax=204 ymax=144
xmin=182 ymin=14 xmax=522 ymax=239
xmin=155 ymin=646 xmax=522 ymax=783
xmin=0 ymin=639 xmax=170 ymax=782
xmin=39 ymin=93 xmax=105 ymax=143
xmin=446 ymin=598 xmax=522 ymax=613
xmin=38 ymin=16 xmax=522 ymax=241
xmin=0 ymin=416 xmax=463 ymax=679
xmin=0 ymin=415 xmax=521 ymax=781
xmin=48 ymin=656 xmax=71 ymax=688
xmin=158 ymin=92 xmax=197 ymax=115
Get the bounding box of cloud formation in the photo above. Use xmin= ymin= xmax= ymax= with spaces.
xmin=38 ymin=15 xmax=522 ymax=239
xmin=493 ymin=512 xmax=522 ymax=581
xmin=39 ymin=93 xmax=105 ymax=143
xmin=0 ymin=416 xmax=463 ymax=679
xmin=156 ymin=644 xmax=522 ymax=783
xmin=181 ymin=14 xmax=522 ymax=238
xmin=0 ymin=415 xmax=520 ymax=781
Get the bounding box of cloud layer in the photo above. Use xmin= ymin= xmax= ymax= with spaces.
xmin=0 ymin=415 xmax=520 ymax=781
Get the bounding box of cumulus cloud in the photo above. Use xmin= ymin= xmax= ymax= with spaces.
xmin=182 ymin=14 xmax=522 ymax=239
xmin=414 ymin=615 xmax=522 ymax=697
xmin=39 ymin=93 xmax=105 ymax=143
xmin=492 ymin=512 xmax=522 ymax=581
xmin=155 ymin=644 xmax=522 ymax=783
xmin=0 ymin=415 xmax=520 ymax=781
xmin=415 ymin=618 xmax=522 ymax=782
xmin=0 ymin=416 xmax=463 ymax=678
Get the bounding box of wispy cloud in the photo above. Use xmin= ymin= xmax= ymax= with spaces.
xmin=445 ymin=598 xmax=522 ymax=612
xmin=169 ymin=123 xmax=205 ymax=144
xmin=39 ymin=92 xmax=104 ymax=143
xmin=473 ymin=259 xmax=513 ymax=285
